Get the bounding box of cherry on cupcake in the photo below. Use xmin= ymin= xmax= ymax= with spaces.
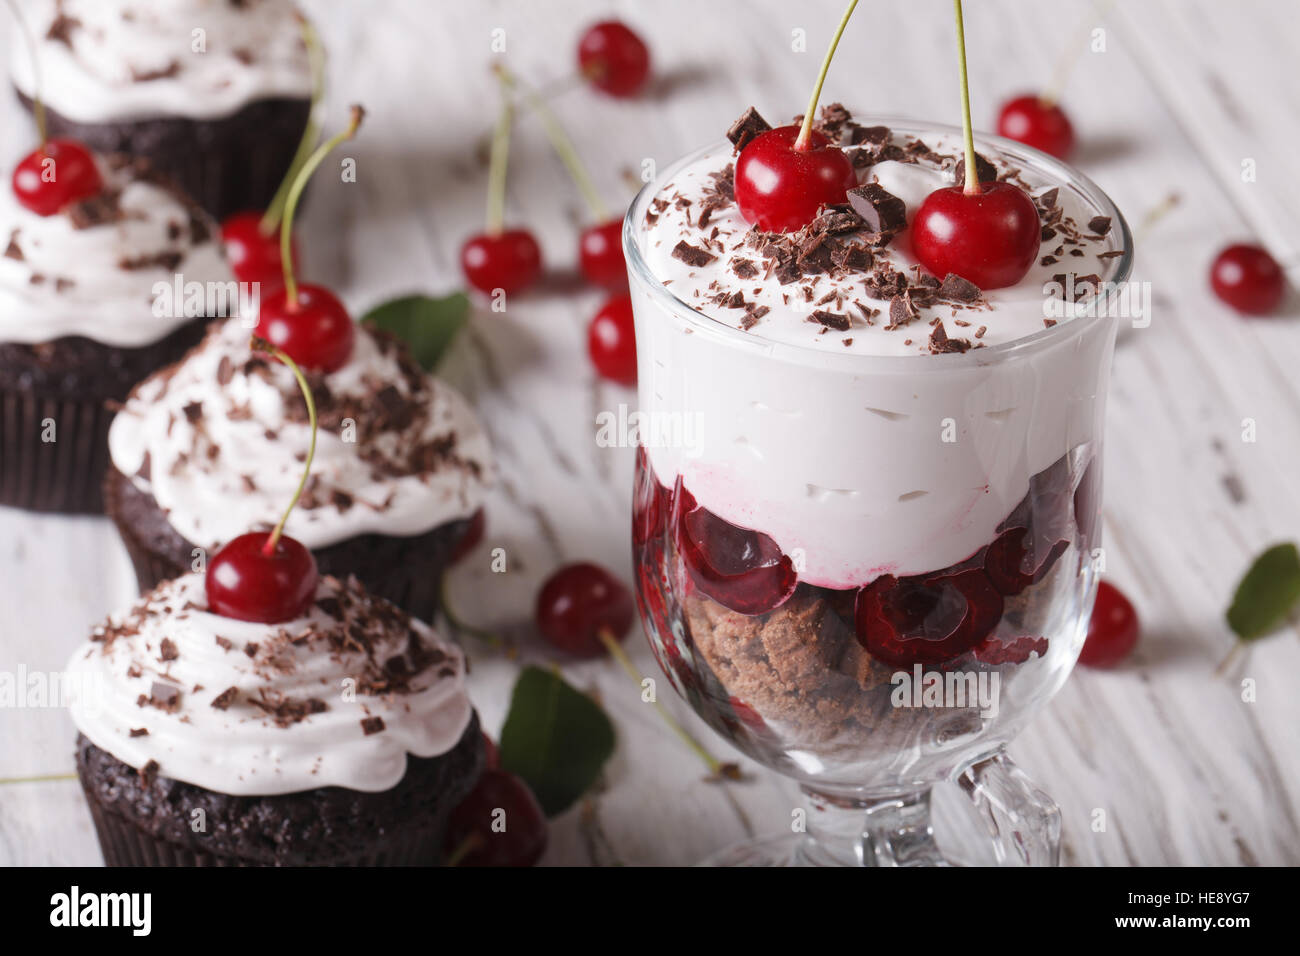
xmin=577 ymin=21 xmax=651 ymax=97
xmin=1077 ymin=580 xmax=1139 ymax=668
xmin=536 ymin=562 xmax=635 ymax=658
xmin=1210 ymin=243 xmax=1287 ymax=316
xmin=461 ymin=84 xmax=542 ymax=296
xmin=733 ymin=2 xmax=861 ymax=233
xmin=587 ymin=294 xmax=637 ymax=385
xmin=444 ymin=768 xmax=547 ymax=867
xmin=997 ymin=95 xmax=1075 ymax=160
xmin=12 ymin=138 xmax=102 ymax=216
xmin=673 ymin=485 xmax=798 ymax=616
xmin=206 ymin=339 xmax=321 ymax=623
xmin=912 ymin=2 xmax=1041 ymax=290
xmin=254 ymin=106 xmax=365 ymax=372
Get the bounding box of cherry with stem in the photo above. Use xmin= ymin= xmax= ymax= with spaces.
xmin=911 ymin=0 xmax=1041 ymax=290
xmin=495 ymin=63 xmax=626 ymax=289
xmin=461 ymin=85 xmax=542 ymax=296
xmin=222 ymin=16 xmax=323 ymax=289
xmin=254 ymin=105 xmax=364 ymax=373
xmin=535 ymin=562 xmax=740 ymax=781
xmin=205 ymin=339 xmax=320 ymax=623
xmin=733 ymin=0 xmax=860 ymax=233
xmin=6 ymin=0 xmax=102 ymax=216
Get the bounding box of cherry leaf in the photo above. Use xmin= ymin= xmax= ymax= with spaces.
xmin=1226 ymin=542 xmax=1300 ymax=641
xmin=360 ymin=292 xmax=469 ymax=371
xmin=497 ymin=667 xmax=616 ymax=817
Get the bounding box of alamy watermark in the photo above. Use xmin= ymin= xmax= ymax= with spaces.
xmin=891 ymin=664 xmax=1000 ymax=718
xmin=596 ymin=403 xmax=704 ymax=451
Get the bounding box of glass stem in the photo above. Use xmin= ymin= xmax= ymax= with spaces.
xmin=800 ymin=786 xmax=945 ymax=866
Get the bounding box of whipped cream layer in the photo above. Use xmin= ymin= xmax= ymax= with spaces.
xmin=0 ymin=153 xmax=229 ymax=346
xmin=643 ymin=135 xmax=1122 ymax=357
xmin=631 ymin=114 xmax=1125 ymax=589
xmin=108 ymin=317 xmax=492 ymax=549
xmin=11 ymin=0 xmax=312 ymax=123
xmin=66 ymin=572 xmax=474 ymax=795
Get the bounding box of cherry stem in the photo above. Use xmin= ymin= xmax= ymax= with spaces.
xmin=444 ymin=832 xmax=482 ymax=867
xmin=494 ymin=63 xmax=609 ymax=221
xmin=5 ymin=0 xmax=47 ymax=146
xmin=1213 ymin=641 xmax=1245 ymax=679
xmin=281 ymin=104 xmax=364 ymax=309
xmin=1040 ymin=0 xmax=1117 ymax=108
xmin=250 ymin=337 xmax=317 ymax=555
xmin=438 ymin=576 xmax=503 ymax=647
xmin=0 ymin=772 xmax=75 ymax=786
xmin=260 ymin=15 xmax=326 ymax=236
xmin=953 ymin=0 xmax=980 ymax=195
xmin=596 ymin=628 xmax=739 ymax=780
xmin=794 ymin=0 xmax=860 ymax=152
xmin=1133 ymin=191 xmax=1180 ymax=244
xmin=485 ymin=82 xmax=513 ymax=237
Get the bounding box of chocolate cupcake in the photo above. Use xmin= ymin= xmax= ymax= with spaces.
xmin=104 ymin=317 xmax=493 ymax=621
xmin=66 ymin=570 xmax=485 ymax=866
xmin=0 ymin=151 xmax=229 ymax=513
xmin=11 ymin=0 xmax=313 ymax=220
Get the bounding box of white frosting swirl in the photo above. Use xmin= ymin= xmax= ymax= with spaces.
xmin=11 ymin=0 xmax=312 ymax=123
xmin=108 ymin=317 xmax=493 ymax=549
xmin=0 ymin=153 xmax=230 ymax=346
xmin=66 ymin=572 xmax=475 ymax=795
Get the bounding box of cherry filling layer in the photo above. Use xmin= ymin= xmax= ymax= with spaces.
xmin=634 ymin=447 xmax=1085 ymax=668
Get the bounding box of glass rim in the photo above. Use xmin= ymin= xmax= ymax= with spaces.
xmin=622 ymin=116 xmax=1134 ymax=371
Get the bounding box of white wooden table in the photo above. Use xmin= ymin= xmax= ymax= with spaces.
xmin=3 ymin=0 xmax=1298 ymax=866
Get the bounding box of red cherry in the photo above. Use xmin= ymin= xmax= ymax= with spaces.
xmin=578 ymin=219 xmax=627 ymax=288
xmin=535 ymin=562 xmax=635 ymax=658
xmin=577 ymin=21 xmax=650 ymax=97
xmin=587 ymin=294 xmax=637 ymax=386
xmin=997 ymin=95 xmax=1075 ymax=159
xmin=912 ymin=181 xmax=1041 ymax=290
xmin=451 ymin=508 xmax=486 ymax=563
xmin=734 ymin=126 xmax=857 ymax=233
xmin=1210 ymin=243 xmax=1287 ymax=316
xmin=11 ymin=139 xmax=103 ymax=216
xmin=460 ymin=230 xmax=543 ymax=296
xmin=255 ymin=283 xmax=355 ymax=372
xmin=632 ymin=445 xmax=670 ymax=547
xmin=444 ymin=769 xmax=547 ymax=867
xmin=673 ymin=485 xmax=797 ymax=616
xmin=1078 ymin=580 xmax=1139 ymax=668
xmin=205 ymin=531 xmax=318 ymax=624
xmin=855 ymin=568 xmax=1003 ymax=667
xmin=481 ymin=732 xmax=500 ymax=770
xmin=221 ymin=211 xmax=299 ymax=291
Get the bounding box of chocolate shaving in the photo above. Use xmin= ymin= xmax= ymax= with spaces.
xmin=953 ymin=152 xmax=998 ymax=187
xmin=847 ymin=183 xmax=907 ymax=234
xmin=210 ymin=686 xmax=239 ymax=711
xmin=937 ymin=273 xmax=981 ymax=302
xmin=671 ymin=240 xmax=716 ymax=268
xmin=139 ymin=760 xmax=160 ymax=787
xmin=727 ymin=107 xmax=772 ymax=153
xmin=1087 ymin=215 xmax=1112 ymax=235
xmin=129 ymin=727 xmax=149 ymax=738
xmin=929 ymin=321 xmax=971 ymax=354
xmin=158 ymin=638 xmax=179 ymax=662
xmin=361 ymin=716 xmax=386 ymax=736
xmin=146 ymin=682 xmax=181 ymax=713
xmin=808 ymin=310 xmax=850 ymax=332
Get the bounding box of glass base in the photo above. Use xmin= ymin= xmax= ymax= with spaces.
xmin=702 ymin=752 xmax=1061 ymax=867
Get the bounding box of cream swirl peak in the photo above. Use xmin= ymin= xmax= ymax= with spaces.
xmin=10 ymin=0 xmax=312 ymax=123
xmin=642 ymin=106 xmax=1123 ymax=357
xmin=66 ymin=572 xmax=474 ymax=795
xmin=0 ymin=153 xmax=229 ymax=346
xmin=107 ymin=317 xmax=492 ymax=550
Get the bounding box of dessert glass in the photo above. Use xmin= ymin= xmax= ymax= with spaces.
xmin=624 ymin=121 xmax=1132 ymax=866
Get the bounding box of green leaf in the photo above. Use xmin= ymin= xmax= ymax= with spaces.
xmin=360 ymin=292 xmax=470 ymax=371
xmin=498 ymin=666 xmax=616 ymax=817
xmin=1226 ymin=542 xmax=1300 ymax=641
